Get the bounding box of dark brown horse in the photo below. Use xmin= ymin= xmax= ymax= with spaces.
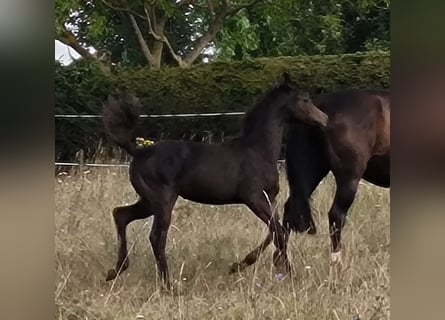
xmin=232 ymin=89 xmax=390 ymax=270
xmin=102 ymin=73 xmax=328 ymax=288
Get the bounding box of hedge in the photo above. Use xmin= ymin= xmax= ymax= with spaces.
xmin=55 ymin=51 xmax=389 ymax=162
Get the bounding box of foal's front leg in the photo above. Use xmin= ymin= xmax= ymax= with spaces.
xmin=231 ymin=194 xmax=290 ymax=274
xmin=229 ymin=232 xmax=273 ymax=274
xmin=106 ymin=200 xmax=151 ymax=281
xmin=229 ymin=197 xmax=277 ymax=273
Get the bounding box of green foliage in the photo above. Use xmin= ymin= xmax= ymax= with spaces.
xmin=55 ymin=60 xmax=112 ymax=160
xmin=55 ymin=0 xmax=270 ymax=67
xmin=55 ymin=51 xmax=389 ymax=161
xmin=56 ymin=0 xmax=390 ymax=67
xmin=217 ymin=0 xmax=390 ymax=59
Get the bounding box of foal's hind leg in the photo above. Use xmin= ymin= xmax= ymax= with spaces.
xmin=106 ymin=200 xmax=151 ymax=281
xmin=148 ymin=193 xmax=177 ymax=289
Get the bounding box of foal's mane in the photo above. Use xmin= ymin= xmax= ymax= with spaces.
xmin=242 ymin=81 xmax=293 ymax=136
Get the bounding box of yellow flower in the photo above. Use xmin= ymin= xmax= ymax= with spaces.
xmin=136 ymin=137 xmax=155 ymax=148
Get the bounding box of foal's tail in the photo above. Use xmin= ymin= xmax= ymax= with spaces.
xmin=102 ymin=94 xmax=141 ymax=156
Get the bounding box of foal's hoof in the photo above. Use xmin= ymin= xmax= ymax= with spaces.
xmin=105 ymin=269 xmax=118 ymax=281
xmin=229 ymin=263 xmax=239 ymax=274
xmin=229 ymin=262 xmax=247 ymax=274
xmin=273 ymin=251 xmax=292 ymax=275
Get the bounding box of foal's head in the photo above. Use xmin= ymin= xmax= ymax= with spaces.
xmin=277 ymin=72 xmax=328 ymax=127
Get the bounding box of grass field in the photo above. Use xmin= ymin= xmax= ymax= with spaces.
xmin=55 ymin=167 xmax=389 ymax=320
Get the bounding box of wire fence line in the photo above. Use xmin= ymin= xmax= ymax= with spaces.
xmin=55 ymin=160 xmax=287 ymax=167
xmin=55 ymin=112 xmax=250 ymax=167
xmin=55 ymin=111 xmax=246 ymax=119
xmin=55 ymin=111 xmax=276 ymax=168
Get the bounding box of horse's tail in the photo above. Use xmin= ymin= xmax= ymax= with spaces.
xmin=102 ymin=94 xmax=141 ymax=157
xmin=283 ymin=120 xmax=328 ymax=234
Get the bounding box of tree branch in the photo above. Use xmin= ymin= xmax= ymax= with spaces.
xmin=127 ymin=13 xmax=154 ymax=66
xmin=182 ymin=15 xmax=225 ymax=65
xmin=100 ymin=0 xmax=146 ymax=19
xmin=181 ymin=0 xmax=264 ymax=65
xmin=207 ymin=0 xmax=215 ymax=16
xmin=143 ymin=3 xmax=184 ymax=66
xmin=177 ymin=0 xmax=198 ymax=8
xmin=57 ymin=29 xmax=96 ymax=60
xmin=229 ymin=0 xmax=264 ymax=16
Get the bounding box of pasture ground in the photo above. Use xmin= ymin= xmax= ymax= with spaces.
xmin=55 ymin=167 xmax=389 ymax=320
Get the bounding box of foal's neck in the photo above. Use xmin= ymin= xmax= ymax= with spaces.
xmin=243 ymin=104 xmax=286 ymax=163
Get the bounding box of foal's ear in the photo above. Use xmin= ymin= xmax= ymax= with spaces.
xmin=107 ymin=95 xmax=117 ymax=104
xmin=281 ymin=72 xmax=299 ymax=89
xmin=282 ymin=72 xmax=292 ymax=84
xmin=121 ymin=93 xmax=140 ymax=106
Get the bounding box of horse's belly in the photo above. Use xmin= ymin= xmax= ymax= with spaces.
xmin=177 ymin=174 xmax=239 ymax=205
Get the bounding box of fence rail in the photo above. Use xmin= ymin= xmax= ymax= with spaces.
xmin=55 ymin=160 xmax=286 ymax=167
xmin=55 ymin=111 xmax=246 ymax=119
xmin=55 ymin=110 xmax=275 ymax=169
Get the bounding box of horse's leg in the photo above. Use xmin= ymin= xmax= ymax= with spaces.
xmin=229 ymin=233 xmax=273 ymax=274
xmin=328 ymin=172 xmax=364 ymax=263
xmin=235 ymin=195 xmax=290 ymax=273
xmin=229 ymin=200 xmax=278 ymax=273
xmin=232 ymin=169 xmax=327 ymax=273
xmin=234 ymin=162 xmax=329 ymax=273
xmin=106 ymin=200 xmax=151 ymax=281
xmin=324 ymin=121 xmax=370 ymax=264
xmin=326 ymin=172 xmax=364 ymax=287
xmin=149 ymin=193 xmax=177 ymax=289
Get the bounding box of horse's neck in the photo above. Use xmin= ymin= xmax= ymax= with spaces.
xmin=244 ymin=108 xmax=285 ymax=162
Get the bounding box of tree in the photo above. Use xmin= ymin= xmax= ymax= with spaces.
xmin=215 ymin=0 xmax=390 ymax=60
xmin=55 ymin=0 xmax=390 ymax=68
xmin=55 ymin=0 xmax=266 ymax=69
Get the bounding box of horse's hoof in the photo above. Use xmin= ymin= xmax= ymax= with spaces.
xmin=105 ymin=269 xmax=118 ymax=281
xmin=330 ymin=251 xmax=343 ymax=264
xmin=229 ymin=263 xmax=238 ymax=274
xmin=229 ymin=262 xmax=247 ymax=274
xmin=229 ymin=263 xmax=240 ymax=274
xmin=273 ymin=251 xmax=291 ymax=275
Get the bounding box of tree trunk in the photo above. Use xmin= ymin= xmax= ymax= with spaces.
xmin=182 ymin=16 xmax=224 ymax=66
xmin=150 ymin=40 xmax=164 ymax=69
xmin=128 ymin=13 xmax=157 ymax=68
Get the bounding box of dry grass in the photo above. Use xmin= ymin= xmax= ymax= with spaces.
xmin=55 ymin=167 xmax=389 ymax=320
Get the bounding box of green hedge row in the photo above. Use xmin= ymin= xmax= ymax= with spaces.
xmin=55 ymin=51 xmax=390 ymax=162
